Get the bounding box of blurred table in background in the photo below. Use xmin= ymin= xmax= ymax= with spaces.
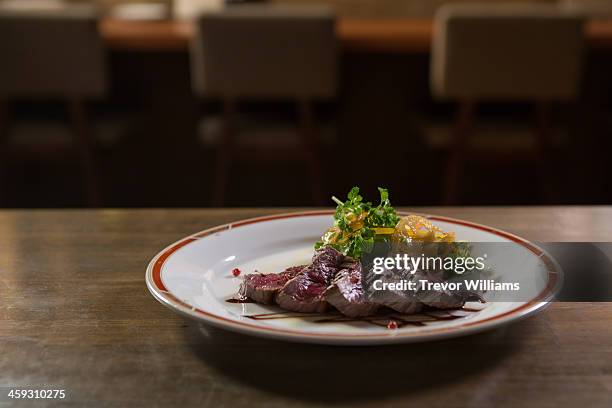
xmin=100 ymin=17 xmax=612 ymax=52
xmin=3 ymin=0 xmax=611 ymax=51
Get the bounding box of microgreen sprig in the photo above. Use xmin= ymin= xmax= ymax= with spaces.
xmin=316 ymin=187 xmax=400 ymax=259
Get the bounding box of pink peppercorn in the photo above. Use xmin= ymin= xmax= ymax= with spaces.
xmin=387 ymin=320 xmax=398 ymax=330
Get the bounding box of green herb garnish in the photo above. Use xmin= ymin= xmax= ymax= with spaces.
xmin=315 ymin=187 xmax=400 ymax=259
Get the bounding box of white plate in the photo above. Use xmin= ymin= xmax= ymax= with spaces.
xmin=146 ymin=211 xmax=559 ymax=345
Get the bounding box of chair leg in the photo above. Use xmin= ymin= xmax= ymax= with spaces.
xmin=444 ymin=100 xmax=474 ymax=205
xmin=534 ymin=101 xmax=555 ymax=203
xmin=298 ymin=99 xmax=324 ymax=206
xmin=212 ymin=99 xmax=235 ymax=206
xmin=68 ymin=99 xmax=101 ymax=207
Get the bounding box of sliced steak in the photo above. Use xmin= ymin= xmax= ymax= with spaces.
xmin=324 ymin=262 xmax=379 ymax=317
xmin=275 ymin=246 xmax=344 ymax=313
xmin=417 ymin=290 xmax=465 ymax=310
xmin=379 ymin=295 xmax=423 ymax=314
xmin=239 ymin=265 xmax=305 ymax=304
xmin=417 ymin=289 xmax=483 ymax=309
xmin=415 ymin=271 xmax=483 ymax=309
xmin=362 ymin=266 xmax=423 ymax=314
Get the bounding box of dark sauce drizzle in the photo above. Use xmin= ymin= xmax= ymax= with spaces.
xmin=233 ymin=307 xmax=483 ymax=328
xmin=226 ymin=297 xmax=484 ymax=328
xmin=225 ymin=296 xmax=254 ymax=304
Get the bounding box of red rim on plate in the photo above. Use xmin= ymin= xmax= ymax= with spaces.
xmin=146 ymin=211 xmax=559 ymax=343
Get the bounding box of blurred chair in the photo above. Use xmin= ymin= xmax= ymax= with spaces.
xmin=431 ymin=3 xmax=584 ymax=204
xmin=190 ymin=5 xmax=337 ymax=205
xmin=558 ymin=0 xmax=612 ymax=17
xmin=0 ymin=4 xmax=106 ymax=206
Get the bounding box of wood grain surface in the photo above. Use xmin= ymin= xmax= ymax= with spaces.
xmin=1 ymin=207 xmax=611 ymax=407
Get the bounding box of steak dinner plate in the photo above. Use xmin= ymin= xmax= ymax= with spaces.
xmin=145 ymin=211 xmax=559 ymax=345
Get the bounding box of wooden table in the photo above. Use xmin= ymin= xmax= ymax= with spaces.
xmin=1 ymin=207 xmax=611 ymax=406
xmin=100 ymin=18 xmax=612 ymax=52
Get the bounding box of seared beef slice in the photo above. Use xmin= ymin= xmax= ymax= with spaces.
xmin=324 ymin=262 xmax=379 ymax=317
xmin=276 ymin=246 xmax=344 ymax=313
xmin=239 ymin=266 xmax=305 ymax=304
xmin=376 ymin=270 xmax=422 ymax=314
xmin=415 ymin=271 xmax=482 ymax=310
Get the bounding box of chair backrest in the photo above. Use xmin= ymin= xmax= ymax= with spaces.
xmin=431 ymin=3 xmax=585 ymax=101
xmin=190 ymin=5 xmax=337 ymax=99
xmin=0 ymin=4 xmax=107 ymax=99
